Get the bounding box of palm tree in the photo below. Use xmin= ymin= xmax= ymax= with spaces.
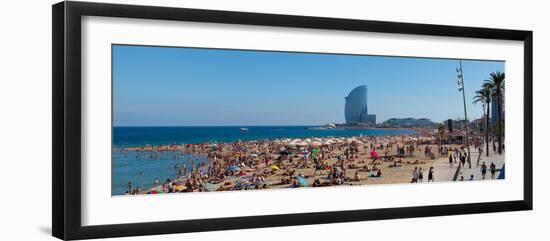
xmin=473 ymin=85 xmax=492 ymax=157
xmin=484 ymin=71 xmax=505 ymax=155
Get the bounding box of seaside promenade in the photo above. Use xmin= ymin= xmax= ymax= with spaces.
xmin=431 ymin=150 xmax=505 ymax=182
xmin=458 ymin=152 xmax=505 ymax=180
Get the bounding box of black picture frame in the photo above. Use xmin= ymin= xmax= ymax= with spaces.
xmin=52 ymin=1 xmax=533 ymax=240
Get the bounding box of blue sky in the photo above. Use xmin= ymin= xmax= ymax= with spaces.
xmin=113 ymin=45 xmax=504 ymax=126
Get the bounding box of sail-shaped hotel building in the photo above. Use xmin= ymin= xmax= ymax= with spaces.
xmin=344 ymin=85 xmax=376 ymax=125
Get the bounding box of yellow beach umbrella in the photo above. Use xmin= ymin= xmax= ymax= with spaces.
xmin=270 ymin=165 xmax=280 ymax=170
xmin=175 ymin=185 xmax=186 ymax=192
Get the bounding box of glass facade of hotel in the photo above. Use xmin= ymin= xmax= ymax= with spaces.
xmin=344 ymin=85 xmax=376 ymax=124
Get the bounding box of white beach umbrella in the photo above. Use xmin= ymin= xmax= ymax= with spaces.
xmin=311 ymin=141 xmax=322 ymax=146
xmin=298 ymin=142 xmax=309 ymax=146
xmin=323 ymin=140 xmax=333 ymax=145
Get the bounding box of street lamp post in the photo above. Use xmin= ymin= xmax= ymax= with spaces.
xmin=456 ymin=60 xmax=472 ymax=169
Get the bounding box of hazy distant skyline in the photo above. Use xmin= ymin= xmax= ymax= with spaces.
xmin=113 ymin=45 xmax=504 ymax=126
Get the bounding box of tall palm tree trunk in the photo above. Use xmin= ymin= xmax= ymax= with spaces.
xmin=485 ymin=103 xmax=490 ymax=157
xmin=497 ymin=91 xmax=502 ymax=155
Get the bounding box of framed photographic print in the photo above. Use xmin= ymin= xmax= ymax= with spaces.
xmin=52 ymin=1 xmax=533 ymax=240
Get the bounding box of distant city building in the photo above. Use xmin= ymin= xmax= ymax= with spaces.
xmin=380 ymin=118 xmax=436 ymax=128
xmin=471 ymin=117 xmax=485 ymax=132
xmin=447 ymin=118 xmax=482 ymax=132
xmin=344 ymin=85 xmax=376 ymax=125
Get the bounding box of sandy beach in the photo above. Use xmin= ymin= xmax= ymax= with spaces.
xmin=115 ymin=130 xmax=503 ymax=195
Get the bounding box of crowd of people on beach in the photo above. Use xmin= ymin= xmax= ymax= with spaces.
xmin=117 ymin=133 xmax=502 ymax=195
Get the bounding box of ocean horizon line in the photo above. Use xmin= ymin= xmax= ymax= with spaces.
xmin=113 ymin=124 xmax=331 ymax=128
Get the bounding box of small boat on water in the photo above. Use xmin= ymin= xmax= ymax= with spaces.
xmin=240 ymin=128 xmax=249 ymax=132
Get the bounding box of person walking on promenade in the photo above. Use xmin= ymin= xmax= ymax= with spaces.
xmin=418 ymin=167 xmax=424 ymax=182
xmin=428 ymin=167 xmax=434 ymax=182
xmin=481 ymin=162 xmax=487 ymax=180
xmin=411 ymin=167 xmax=419 ymax=183
xmin=454 ymin=148 xmax=459 ymax=163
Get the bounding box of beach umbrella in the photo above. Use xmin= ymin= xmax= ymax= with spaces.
xmin=370 ymin=150 xmax=379 ymax=159
xmin=295 ymin=176 xmax=308 ymax=187
xmin=270 ymin=165 xmax=280 ymax=170
xmin=311 ymin=148 xmax=319 ymax=158
xmin=175 ymin=185 xmax=186 ymax=192
xmin=227 ymin=165 xmax=241 ymax=171
xmin=311 ymin=141 xmax=322 ymax=146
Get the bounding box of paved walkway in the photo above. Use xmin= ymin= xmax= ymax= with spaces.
xmin=457 ymin=152 xmax=505 ymax=181
xmin=431 ymin=156 xmax=458 ymax=182
xmin=431 ymin=150 xmax=505 ymax=182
